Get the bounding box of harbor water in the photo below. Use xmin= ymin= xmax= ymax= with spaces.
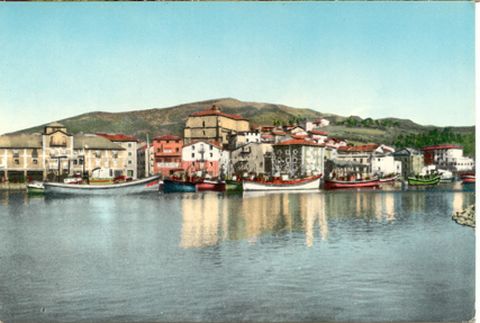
xmin=0 ymin=185 xmax=475 ymax=322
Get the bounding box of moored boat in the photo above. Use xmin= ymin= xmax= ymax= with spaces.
xmin=43 ymin=175 xmax=161 ymax=195
xmin=407 ymin=175 xmax=441 ymax=186
xmin=196 ymin=180 xmax=226 ymax=192
xmin=163 ymin=179 xmax=197 ymax=193
xmin=324 ymin=177 xmax=380 ymax=190
xmin=379 ymin=174 xmax=399 ymax=183
xmin=27 ymin=181 xmax=45 ymax=195
xmin=225 ymin=180 xmax=243 ymax=192
xmin=461 ymin=175 xmax=475 ymax=184
xmin=242 ymin=175 xmax=321 ymax=191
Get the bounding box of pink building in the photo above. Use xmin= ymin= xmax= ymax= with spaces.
xmin=152 ymin=135 xmax=183 ymax=177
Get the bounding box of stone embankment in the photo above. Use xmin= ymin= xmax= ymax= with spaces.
xmin=452 ymin=204 xmax=475 ymax=228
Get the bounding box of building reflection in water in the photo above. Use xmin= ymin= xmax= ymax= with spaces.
xmin=180 ymin=194 xmax=221 ymax=249
xmin=179 ymin=188 xmax=473 ymax=249
xmin=180 ymin=192 xmax=329 ymax=249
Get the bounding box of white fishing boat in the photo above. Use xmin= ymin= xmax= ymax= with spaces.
xmin=43 ymin=175 xmax=161 ymax=195
xmin=242 ymin=175 xmax=321 ymax=191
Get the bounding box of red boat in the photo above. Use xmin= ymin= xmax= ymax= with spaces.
xmin=461 ymin=175 xmax=475 ymax=184
xmin=324 ymin=177 xmax=380 ymax=190
xmin=196 ymin=180 xmax=226 ymax=192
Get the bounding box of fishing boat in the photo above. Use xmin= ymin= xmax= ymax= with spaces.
xmin=407 ymin=175 xmax=441 ymax=186
xmin=43 ymin=175 xmax=161 ymax=195
xmin=379 ymin=174 xmax=399 ymax=183
xmin=225 ymin=179 xmax=243 ymax=192
xmin=196 ymin=180 xmax=226 ymax=192
xmin=163 ymin=178 xmax=197 ymax=193
xmin=242 ymin=175 xmax=321 ymax=191
xmin=461 ymin=174 xmax=475 ymax=184
xmin=324 ymin=177 xmax=380 ymax=190
xmin=27 ymin=181 xmax=45 ymax=195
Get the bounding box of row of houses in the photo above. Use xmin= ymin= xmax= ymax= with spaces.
xmin=0 ymin=106 xmax=474 ymax=182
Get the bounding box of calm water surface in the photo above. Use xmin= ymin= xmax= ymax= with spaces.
xmin=0 ymin=185 xmax=475 ymax=322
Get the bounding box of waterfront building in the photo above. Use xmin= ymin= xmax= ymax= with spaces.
xmin=152 ymin=135 xmax=183 ymax=177
xmin=271 ymin=129 xmax=289 ymax=144
xmin=371 ymin=155 xmax=402 ymax=177
xmin=183 ymin=105 xmax=250 ymax=147
xmin=272 ymin=139 xmax=325 ymax=178
xmin=227 ymin=131 xmax=261 ymax=149
xmin=181 ymin=141 xmax=227 ymax=178
xmin=393 ymin=148 xmax=425 ymax=178
xmin=229 ymin=142 xmax=273 ymax=177
xmin=336 ymin=144 xmax=395 ymax=177
xmin=96 ymin=133 xmax=139 ymax=179
xmin=0 ymin=123 xmax=127 ymax=182
xmin=422 ymin=144 xmax=474 ymax=172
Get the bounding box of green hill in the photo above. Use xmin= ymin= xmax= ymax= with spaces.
xmin=10 ymin=97 xmax=475 ymax=156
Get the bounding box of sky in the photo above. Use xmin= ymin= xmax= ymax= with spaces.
xmin=0 ymin=2 xmax=475 ymax=134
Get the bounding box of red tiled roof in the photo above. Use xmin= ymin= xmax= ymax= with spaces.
xmin=291 ymin=133 xmax=308 ymax=139
xmin=310 ymin=130 xmax=328 ymax=135
xmin=190 ymin=105 xmax=247 ymax=121
xmin=153 ymin=134 xmax=182 ymax=141
xmin=96 ymin=133 xmax=138 ymax=142
xmin=338 ymin=144 xmax=379 ymax=152
xmin=272 ymin=130 xmax=287 ymax=135
xmin=423 ymin=144 xmax=463 ymax=151
xmin=261 ymin=134 xmax=274 ymax=139
xmin=274 ymin=139 xmax=324 ymax=147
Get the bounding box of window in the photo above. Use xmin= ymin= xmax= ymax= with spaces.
xmin=13 ymin=150 xmax=19 ymax=158
xmin=79 ymin=159 xmax=84 ymax=165
xmin=210 ymin=145 xmax=213 ymax=150
xmin=210 ymin=153 xmax=213 ymax=158
xmin=192 ymin=153 xmax=195 ymax=158
xmin=128 ymin=160 xmax=132 ymax=165
xmin=32 ymin=149 xmax=38 ymax=158
xmin=192 ymin=145 xmax=195 ymax=150
xmin=128 ymin=143 xmax=132 ymax=148
xmin=73 ymin=160 xmax=77 ymax=165
xmin=176 ymin=148 xmax=179 ymax=152
xmin=95 ymin=151 xmax=101 ymax=158
xmin=202 ymin=121 xmax=205 ymax=127
xmin=203 ymin=130 xmax=206 ymax=135
xmin=128 ymin=152 xmax=132 ymax=156
xmin=166 ymin=140 xmax=170 ymax=144
xmin=33 ymin=159 xmax=38 ymax=165
xmin=14 ymin=159 xmax=19 ymax=165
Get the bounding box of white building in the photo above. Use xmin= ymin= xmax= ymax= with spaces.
xmin=371 ymin=155 xmax=402 ymax=176
xmin=96 ymin=133 xmax=139 ymax=179
xmin=423 ymin=144 xmax=474 ymax=172
xmin=181 ymin=141 xmax=226 ymax=178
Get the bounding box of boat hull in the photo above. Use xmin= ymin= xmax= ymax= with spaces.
xmin=243 ymin=177 xmax=321 ymax=191
xmin=43 ymin=175 xmax=161 ymax=195
xmin=225 ymin=180 xmax=243 ymax=192
xmin=379 ymin=175 xmax=399 ymax=183
xmin=407 ymin=176 xmax=441 ymax=186
xmin=163 ymin=179 xmax=196 ymax=193
xmin=324 ymin=179 xmax=380 ymax=190
xmin=462 ymin=176 xmax=475 ymax=184
xmin=196 ymin=182 xmax=226 ymax=192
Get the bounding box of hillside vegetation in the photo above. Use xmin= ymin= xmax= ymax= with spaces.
xmin=11 ymin=98 xmax=474 ymax=156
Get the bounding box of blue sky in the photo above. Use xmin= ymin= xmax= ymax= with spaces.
xmin=0 ymin=2 xmax=475 ymax=134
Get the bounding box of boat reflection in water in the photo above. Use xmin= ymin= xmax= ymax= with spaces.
xmin=179 ymin=188 xmax=473 ymax=250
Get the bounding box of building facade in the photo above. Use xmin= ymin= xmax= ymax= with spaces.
xmin=152 ymin=135 xmax=183 ymax=177
xmin=183 ymin=105 xmax=250 ymax=147
xmin=422 ymin=144 xmax=474 ymax=172
xmin=272 ymin=139 xmax=325 ymax=178
xmin=181 ymin=141 xmax=226 ymax=178
xmin=393 ymin=148 xmax=425 ymax=178
xmin=96 ymin=133 xmax=139 ymax=179
xmin=229 ymin=142 xmax=273 ymax=177
xmin=0 ymin=123 xmax=127 ymax=182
